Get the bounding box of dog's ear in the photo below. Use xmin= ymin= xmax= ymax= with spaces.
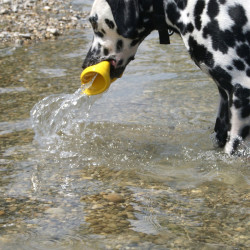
xmin=106 ymin=0 xmax=140 ymax=39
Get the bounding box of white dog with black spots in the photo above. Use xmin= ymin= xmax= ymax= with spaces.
xmin=82 ymin=0 xmax=250 ymax=155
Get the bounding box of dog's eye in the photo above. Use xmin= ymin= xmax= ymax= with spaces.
xmin=89 ymin=16 xmax=98 ymax=30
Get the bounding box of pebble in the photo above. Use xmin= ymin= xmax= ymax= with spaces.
xmin=19 ymin=33 xmax=31 ymax=39
xmin=0 ymin=0 xmax=88 ymax=45
xmin=91 ymin=204 xmax=104 ymax=210
xmin=235 ymin=227 xmax=245 ymax=232
xmin=0 ymin=8 xmax=9 ymax=14
xmin=9 ymin=206 xmax=17 ymax=212
xmin=43 ymin=6 xmax=51 ymax=11
xmin=103 ymin=214 xmax=112 ymax=219
xmin=126 ymin=212 xmax=135 ymax=220
xmin=45 ymin=207 xmax=64 ymax=215
xmin=103 ymin=193 xmax=125 ymax=203
xmin=46 ymin=28 xmax=59 ymax=36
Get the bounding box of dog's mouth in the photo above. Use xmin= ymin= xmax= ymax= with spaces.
xmin=110 ymin=64 xmax=125 ymax=79
xmin=108 ymin=59 xmax=125 ymax=79
xmin=107 ymin=55 xmax=136 ymax=79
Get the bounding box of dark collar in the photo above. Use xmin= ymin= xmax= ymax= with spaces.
xmin=153 ymin=0 xmax=171 ymax=44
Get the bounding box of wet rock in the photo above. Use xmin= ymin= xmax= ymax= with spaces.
xmin=9 ymin=206 xmax=17 ymax=212
xmin=91 ymin=204 xmax=104 ymax=210
xmin=19 ymin=33 xmax=31 ymax=39
xmin=43 ymin=6 xmax=51 ymax=11
xmin=0 ymin=8 xmax=9 ymax=15
xmin=103 ymin=213 xmax=113 ymax=219
xmin=103 ymin=193 xmax=125 ymax=203
xmin=11 ymin=5 xmax=18 ymax=13
xmin=46 ymin=28 xmax=59 ymax=36
xmin=45 ymin=207 xmax=64 ymax=215
xmin=126 ymin=212 xmax=136 ymax=220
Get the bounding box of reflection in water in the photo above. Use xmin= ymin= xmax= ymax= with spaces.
xmin=0 ymin=27 xmax=249 ymax=249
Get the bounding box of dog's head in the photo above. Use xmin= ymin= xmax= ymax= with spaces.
xmin=82 ymin=0 xmax=155 ymax=79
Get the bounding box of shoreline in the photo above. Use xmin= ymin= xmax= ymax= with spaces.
xmin=0 ymin=0 xmax=89 ymax=47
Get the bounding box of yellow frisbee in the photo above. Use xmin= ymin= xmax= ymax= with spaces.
xmin=80 ymin=61 xmax=116 ymax=95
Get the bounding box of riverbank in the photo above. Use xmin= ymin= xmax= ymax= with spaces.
xmin=0 ymin=0 xmax=89 ymax=46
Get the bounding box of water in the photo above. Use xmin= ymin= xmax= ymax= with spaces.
xmin=0 ymin=13 xmax=249 ymax=250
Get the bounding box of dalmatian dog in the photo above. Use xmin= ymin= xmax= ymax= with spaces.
xmin=82 ymin=0 xmax=250 ymax=155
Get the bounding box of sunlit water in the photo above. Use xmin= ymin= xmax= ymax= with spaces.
xmin=0 ymin=3 xmax=249 ymax=249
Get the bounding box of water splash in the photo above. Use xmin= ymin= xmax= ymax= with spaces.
xmin=30 ymin=88 xmax=102 ymax=146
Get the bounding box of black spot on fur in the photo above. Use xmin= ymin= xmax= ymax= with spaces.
xmin=236 ymin=44 xmax=250 ymax=58
xmin=103 ymin=48 xmax=109 ymax=56
xmin=130 ymin=39 xmax=139 ymax=47
xmin=219 ymin=0 xmax=226 ymax=4
xmin=214 ymin=87 xmax=231 ymax=147
xmin=89 ymin=14 xmax=98 ymax=30
xmin=117 ymin=59 xmax=124 ymax=66
xmin=178 ymin=23 xmax=186 ymax=34
xmin=96 ymin=43 xmax=101 ymax=55
xmin=167 ymin=3 xmax=181 ymax=24
xmin=176 ymin=0 xmax=188 ymax=10
xmin=233 ymin=99 xmax=248 ymax=109
xmin=227 ymin=66 xmax=233 ymax=71
xmin=246 ymin=69 xmax=250 ymax=77
xmin=188 ymin=36 xmax=214 ymax=68
xmin=233 ymin=84 xmax=250 ymax=110
xmin=221 ymin=30 xmax=236 ymax=48
xmin=203 ymin=20 xmax=235 ymax=54
xmin=194 ymin=0 xmax=205 ymax=30
xmin=234 ymin=98 xmax=249 ymax=109
xmin=236 ymin=44 xmax=250 ymax=66
xmin=105 ymin=18 xmax=115 ymax=29
xmin=89 ymin=14 xmax=98 ymax=23
xmin=207 ymin=0 xmax=219 ymax=19
xmin=228 ymin=4 xmax=248 ymax=27
xmin=116 ymin=39 xmax=123 ymax=53
xmin=106 ymin=0 xmax=142 ymax=39
xmin=209 ymin=66 xmax=233 ymax=92
xmin=95 ymin=31 xmax=104 ymax=38
xmin=232 ymin=138 xmax=241 ymax=153
xmin=241 ymin=105 xmax=250 ymax=118
xmin=166 ymin=2 xmax=188 ymax=34
xmin=214 ymin=117 xmax=229 ymax=147
xmin=241 ymin=126 xmax=250 ymax=139
xmin=232 ymin=27 xmax=246 ymax=44
xmin=127 ymin=56 xmax=135 ymax=65
xmin=233 ymin=60 xmax=245 ymax=71
xmin=234 ymin=83 xmax=250 ymax=99
xmin=185 ymin=23 xmax=194 ymax=34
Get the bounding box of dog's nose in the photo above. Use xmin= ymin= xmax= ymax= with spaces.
xmin=82 ymin=61 xmax=87 ymax=70
xmin=82 ymin=54 xmax=91 ymax=69
xmin=82 ymin=47 xmax=96 ymax=69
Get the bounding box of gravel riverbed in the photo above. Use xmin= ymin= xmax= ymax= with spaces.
xmin=0 ymin=0 xmax=89 ymax=46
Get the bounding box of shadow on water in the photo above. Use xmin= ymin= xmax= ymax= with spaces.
xmin=0 ymin=25 xmax=249 ymax=249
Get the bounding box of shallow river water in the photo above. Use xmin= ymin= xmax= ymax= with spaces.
xmin=0 ymin=3 xmax=250 ymax=249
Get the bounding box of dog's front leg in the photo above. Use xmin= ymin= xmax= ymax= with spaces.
xmin=214 ymin=86 xmax=231 ymax=147
xmin=224 ymin=84 xmax=250 ymax=155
